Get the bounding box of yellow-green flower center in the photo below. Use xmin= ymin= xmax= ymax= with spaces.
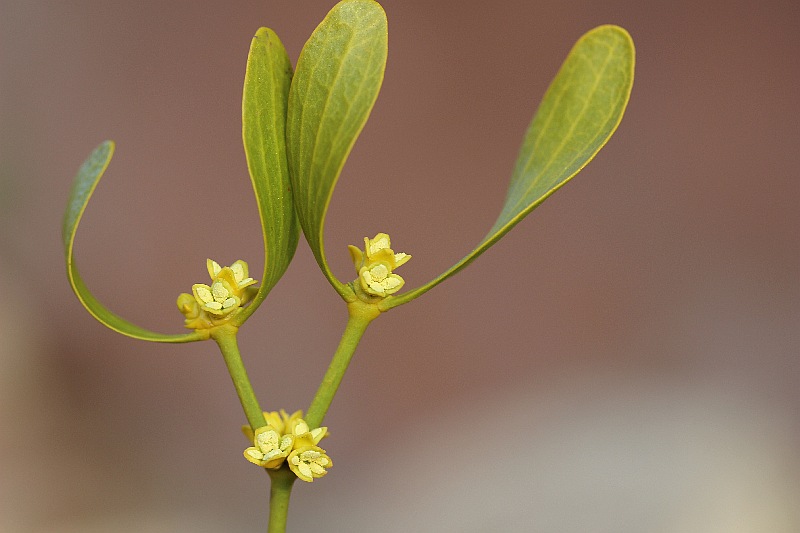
xmin=195 ymin=281 xmax=239 ymax=314
xmin=290 ymin=447 xmax=331 ymax=481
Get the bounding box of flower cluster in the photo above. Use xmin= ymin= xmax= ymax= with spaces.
xmin=348 ymin=233 xmax=411 ymax=297
xmin=177 ymin=259 xmax=258 ymax=329
xmin=243 ymin=410 xmax=332 ymax=483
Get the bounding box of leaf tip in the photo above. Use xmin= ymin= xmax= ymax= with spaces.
xmin=582 ymin=24 xmax=635 ymax=58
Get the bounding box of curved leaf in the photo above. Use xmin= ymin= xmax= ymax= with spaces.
xmin=235 ymin=27 xmax=299 ymax=324
xmin=286 ymin=0 xmax=388 ymax=298
xmin=63 ymin=141 xmax=205 ymax=342
xmin=383 ymin=25 xmax=635 ymax=310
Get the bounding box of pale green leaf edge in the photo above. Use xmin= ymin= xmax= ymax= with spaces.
xmin=235 ymin=27 xmax=299 ymax=324
xmin=382 ymin=25 xmax=635 ymax=311
xmin=63 ymin=141 xmax=205 ymax=342
xmin=287 ymin=0 xmax=388 ymax=299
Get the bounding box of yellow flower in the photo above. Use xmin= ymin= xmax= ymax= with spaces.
xmin=288 ymin=446 xmax=332 ymax=482
xmin=177 ymin=259 xmax=260 ymax=330
xmin=348 ymin=233 xmax=411 ymax=297
xmin=364 ymin=233 xmax=410 ymax=267
xmin=207 ymin=259 xmax=257 ymax=294
xmin=242 ymin=409 xmax=330 ymax=481
xmin=243 ymin=426 xmax=294 ymax=469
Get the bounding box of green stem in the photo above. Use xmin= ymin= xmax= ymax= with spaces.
xmin=305 ymin=302 xmax=378 ymax=428
xmin=211 ymin=325 xmax=266 ymax=430
xmin=267 ymin=467 xmax=296 ymax=533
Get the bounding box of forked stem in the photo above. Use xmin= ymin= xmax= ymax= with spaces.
xmin=305 ymin=300 xmax=379 ymax=429
xmin=212 ymin=325 xmax=267 ymax=430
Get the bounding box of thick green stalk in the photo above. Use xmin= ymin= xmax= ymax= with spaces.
xmin=305 ymin=301 xmax=379 ymax=428
xmin=211 ymin=325 xmax=267 ymax=430
xmin=267 ymin=467 xmax=296 ymax=533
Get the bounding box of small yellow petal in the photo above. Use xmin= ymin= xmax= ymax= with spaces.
xmin=367 ymin=233 xmax=391 ymax=255
xmin=207 ymin=259 xmax=222 ymax=279
xmin=231 ymin=262 xmax=245 ymax=283
xmin=194 ymin=285 xmax=214 ymax=304
xmin=295 ymin=460 xmax=313 ymax=480
xmin=244 ymin=447 xmax=266 ymax=466
xmin=381 ymin=274 xmax=404 ymax=294
xmin=348 ymin=245 xmax=364 ymax=270
xmin=293 ymin=420 xmax=310 ymax=436
xmin=233 ymin=260 xmax=250 ymax=277
xmin=393 ymin=253 xmax=411 ymax=268
xmin=309 ymin=427 xmax=327 ymax=445
xmin=263 ymin=412 xmax=285 ymax=433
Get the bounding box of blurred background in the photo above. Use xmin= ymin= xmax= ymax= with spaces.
xmin=1 ymin=0 xmax=798 ymax=531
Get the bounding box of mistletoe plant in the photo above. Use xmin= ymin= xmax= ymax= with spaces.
xmin=63 ymin=1 xmax=634 ymax=530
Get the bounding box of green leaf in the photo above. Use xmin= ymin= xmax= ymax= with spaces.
xmin=384 ymin=25 xmax=635 ymax=310
xmin=62 ymin=141 xmax=205 ymax=342
xmin=235 ymin=27 xmax=299 ymax=324
xmin=286 ymin=0 xmax=388 ymax=298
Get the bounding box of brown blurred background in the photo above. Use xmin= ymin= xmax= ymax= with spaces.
xmin=1 ymin=0 xmax=799 ymax=531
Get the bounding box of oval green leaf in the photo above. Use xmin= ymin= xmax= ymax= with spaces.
xmin=383 ymin=25 xmax=635 ymax=310
xmin=286 ymin=0 xmax=388 ymax=298
xmin=62 ymin=141 xmax=205 ymax=342
xmin=235 ymin=27 xmax=299 ymax=324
